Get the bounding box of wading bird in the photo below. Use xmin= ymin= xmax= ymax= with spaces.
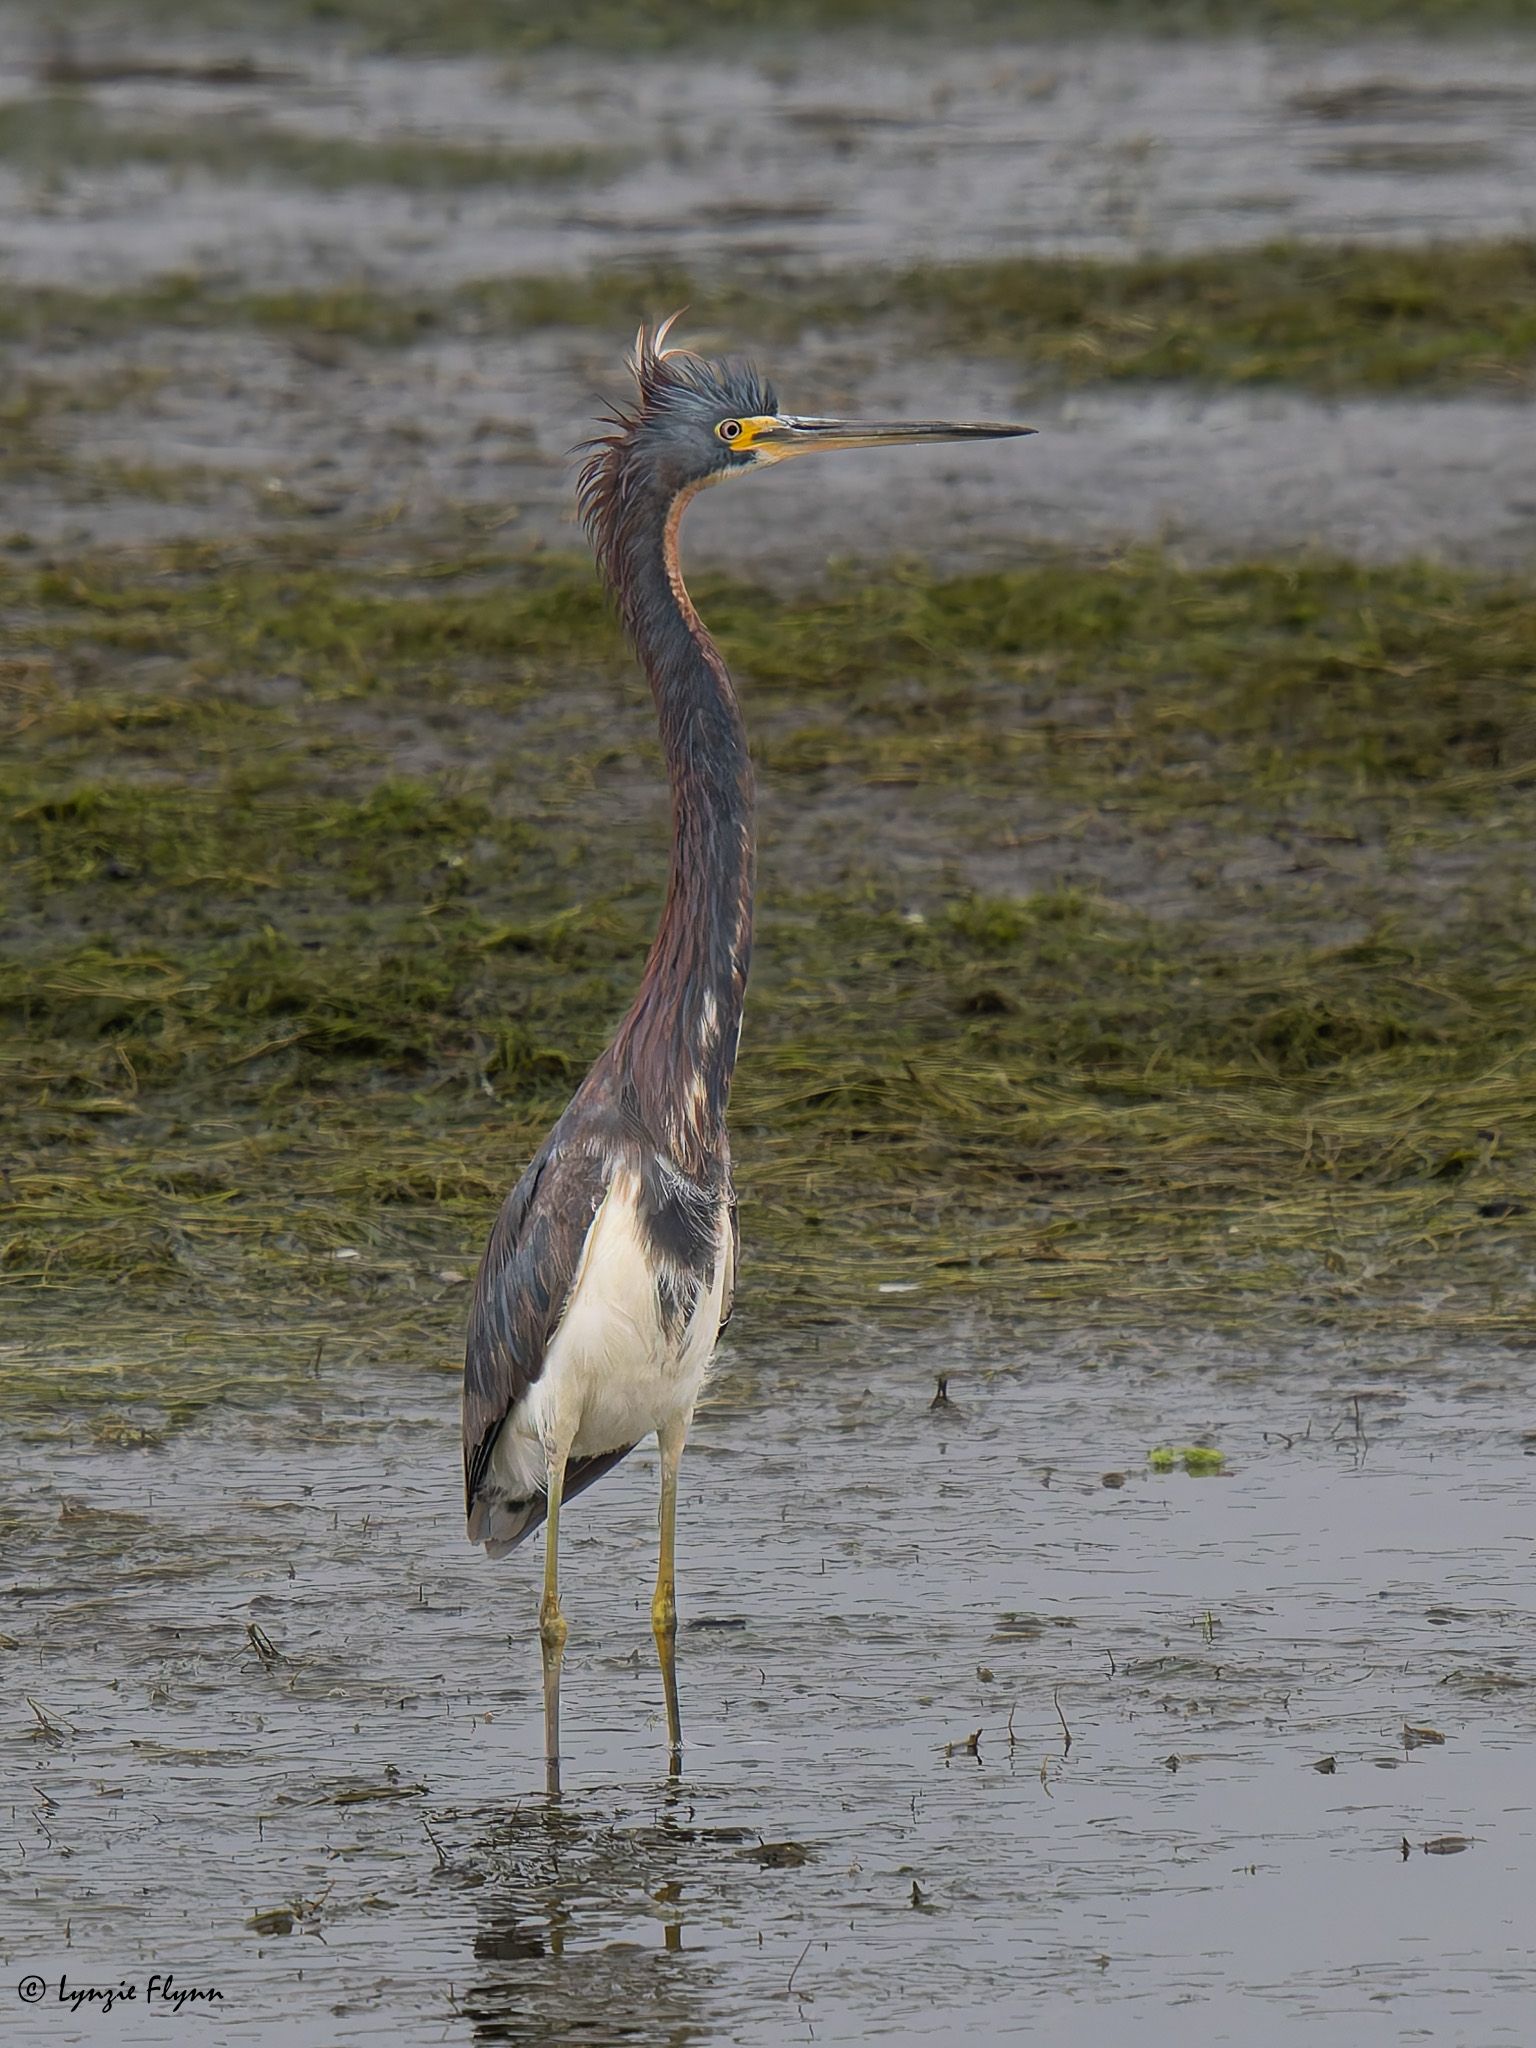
xmin=462 ymin=321 xmax=1030 ymax=1794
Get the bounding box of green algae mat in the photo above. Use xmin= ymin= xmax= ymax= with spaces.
xmin=7 ymin=241 xmax=1535 ymax=396
xmin=4 ymin=539 xmax=1533 ymax=1420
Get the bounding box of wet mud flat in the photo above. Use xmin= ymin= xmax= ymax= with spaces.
xmin=5 ymin=1328 xmax=1536 ymax=2045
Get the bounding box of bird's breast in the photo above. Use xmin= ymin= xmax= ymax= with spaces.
xmin=506 ymin=1164 xmax=728 ymax=1478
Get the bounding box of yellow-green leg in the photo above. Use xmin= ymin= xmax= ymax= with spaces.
xmin=540 ymin=1445 xmax=570 ymax=1799
xmin=651 ymin=1417 xmax=687 ymax=1773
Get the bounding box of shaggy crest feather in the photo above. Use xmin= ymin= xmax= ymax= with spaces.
xmin=577 ymin=318 xmax=776 ymax=615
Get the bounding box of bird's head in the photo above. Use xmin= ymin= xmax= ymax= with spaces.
xmin=579 ymin=317 xmax=1032 ymax=572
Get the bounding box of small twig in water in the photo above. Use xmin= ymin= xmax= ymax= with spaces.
xmin=245 ymin=1622 xmax=285 ymax=1667
xmin=27 ymin=1698 xmax=74 ymax=1740
xmin=786 ymin=1938 xmax=813 ymax=1997
xmin=1054 ymin=1688 xmax=1072 ymax=1756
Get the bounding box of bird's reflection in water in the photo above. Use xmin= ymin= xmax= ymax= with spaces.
xmin=451 ymin=1800 xmax=709 ymax=2047
xmin=473 ymin=1898 xmax=551 ymax=1967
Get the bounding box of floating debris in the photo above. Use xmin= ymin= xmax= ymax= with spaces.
xmin=244 ymin=1622 xmax=287 ymax=1668
xmin=26 ymin=1697 xmax=74 ymax=1743
xmin=740 ymin=1841 xmax=810 ymax=1869
xmin=330 ymin=1781 xmax=428 ymax=1806
xmin=247 ymin=1907 xmax=295 ymax=1936
xmin=1403 ymin=1724 xmax=1448 ymax=1750
xmin=1148 ymin=1444 xmax=1226 ymax=1475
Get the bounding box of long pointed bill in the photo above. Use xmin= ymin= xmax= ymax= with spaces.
xmin=748 ymin=415 xmax=1035 ymax=459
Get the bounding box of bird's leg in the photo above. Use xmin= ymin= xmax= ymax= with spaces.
xmin=651 ymin=1415 xmax=688 ymax=1774
xmin=540 ymin=1442 xmax=571 ymax=1799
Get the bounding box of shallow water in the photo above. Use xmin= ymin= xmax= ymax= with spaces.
xmin=19 ymin=320 xmax=1536 ymax=572
xmin=5 ymin=1327 xmax=1534 ymax=2044
xmin=4 ymin=29 xmax=1536 ymax=289
xmin=5 ymin=14 xmax=1536 ymax=571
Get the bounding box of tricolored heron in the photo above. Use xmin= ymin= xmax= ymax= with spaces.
xmin=462 ymin=320 xmax=1031 ymax=1794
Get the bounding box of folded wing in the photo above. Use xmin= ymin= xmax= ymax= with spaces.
xmin=462 ymin=1129 xmax=620 ymax=1552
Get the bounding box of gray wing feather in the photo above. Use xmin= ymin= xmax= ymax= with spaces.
xmin=462 ymin=1132 xmax=610 ymax=1532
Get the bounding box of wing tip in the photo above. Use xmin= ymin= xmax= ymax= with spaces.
xmin=466 ymin=1490 xmax=546 ymax=1558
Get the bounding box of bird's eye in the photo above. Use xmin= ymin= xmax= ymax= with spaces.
xmin=716 ymin=419 xmax=743 ymax=443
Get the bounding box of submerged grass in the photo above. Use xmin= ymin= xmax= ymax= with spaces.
xmin=3 ymin=538 xmax=1534 ymax=1423
xmin=512 ymin=241 xmax=1536 ymax=394
xmin=901 ymin=242 xmax=1536 ymax=393
xmin=3 ymin=242 xmax=1535 ymax=394
xmin=0 ymin=94 xmax=615 ymax=192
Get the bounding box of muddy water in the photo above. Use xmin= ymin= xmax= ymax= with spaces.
xmin=22 ymin=324 xmax=1536 ymax=571
xmin=4 ymin=30 xmax=1536 ymax=289
xmin=22 ymin=327 xmax=1535 ymax=569
xmin=5 ymin=16 xmax=1536 ymax=569
xmin=5 ymin=1329 xmax=1534 ymax=2044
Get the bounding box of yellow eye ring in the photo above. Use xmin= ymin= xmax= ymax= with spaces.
xmin=716 ymin=419 xmax=744 ymax=443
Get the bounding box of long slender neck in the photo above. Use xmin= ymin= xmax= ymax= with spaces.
xmin=607 ymin=482 xmax=755 ymax=1166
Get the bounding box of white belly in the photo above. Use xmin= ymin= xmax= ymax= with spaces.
xmin=488 ymin=1166 xmax=726 ymax=1500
